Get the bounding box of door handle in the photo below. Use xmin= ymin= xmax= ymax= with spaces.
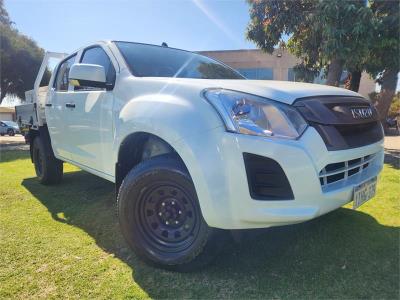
xmin=65 ymin=103 xmax=75 ymax=108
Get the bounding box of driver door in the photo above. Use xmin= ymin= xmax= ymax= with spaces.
xmin=66 ymin=46 xmax=116 ymax=176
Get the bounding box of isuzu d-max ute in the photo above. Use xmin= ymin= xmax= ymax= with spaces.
xmin=16 ymin=41 xmax=384 ymax=271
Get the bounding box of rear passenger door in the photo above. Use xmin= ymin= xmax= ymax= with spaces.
xmin=46 ymin=54 xmax=77 ymax=160
xmin=67 ymin=46 xmax=116 ymax=176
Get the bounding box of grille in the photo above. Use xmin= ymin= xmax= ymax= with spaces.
xmin=319 ymin=154 xmax=375 ymax=186
xmin=294 ymin=96 xmax=383 ymax=151
xmin=313 ymin=121 xmax=383 ymax=151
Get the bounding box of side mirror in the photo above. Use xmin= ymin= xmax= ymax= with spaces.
xmin=69 ymin=63 xmax=106 ymax=89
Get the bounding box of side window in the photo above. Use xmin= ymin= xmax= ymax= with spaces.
xmin=79 ymin=47 xmax=116 ymax=90
xmin=54 ymin=55 xmax=76 ymax=91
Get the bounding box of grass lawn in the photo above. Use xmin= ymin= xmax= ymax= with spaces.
xmin=0 ymin=150 xmax=399 ymax=299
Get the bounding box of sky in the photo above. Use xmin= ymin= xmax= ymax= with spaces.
xmin=3 ymin=0 xmax=396 ymax=96
xmin=5 ymin=0 xmax=256 ymax=54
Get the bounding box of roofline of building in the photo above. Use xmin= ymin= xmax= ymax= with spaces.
xmin=197 ymin=48 xmax=284 ymax=54
xmin=0 ymin=107 xmax=15 ymax=112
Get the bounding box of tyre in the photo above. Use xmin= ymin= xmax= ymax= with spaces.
xmin=117 ymin=154 xmax=225 ymax=271
xmin=32 ymin=136 xmax=63 ymax=184
xmin=7 ymin=129 xmax=14 ymax=136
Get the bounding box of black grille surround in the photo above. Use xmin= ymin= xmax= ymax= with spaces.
xmin=243 ymin=153 xmax=294 ymax=201
xmin=294 ymin=96 xmax=384 ymax=151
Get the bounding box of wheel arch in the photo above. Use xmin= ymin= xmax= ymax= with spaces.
xmin=115 ymin=131 xmax=188 ymax=193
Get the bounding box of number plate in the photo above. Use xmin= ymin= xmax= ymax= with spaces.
xmin=353 ymin=177 xmax=377 ymax=209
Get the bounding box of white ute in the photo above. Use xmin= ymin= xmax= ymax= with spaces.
xmin=16 ymin=41 xmax=384 ymax=271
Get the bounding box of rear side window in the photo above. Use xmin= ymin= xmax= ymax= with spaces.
xmin=80 ymin=47 xmax=116 ymax=89
xmin=54 ymin=55 xmax=76 ymax=91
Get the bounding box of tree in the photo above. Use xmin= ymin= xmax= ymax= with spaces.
xmin=370 ymin=92 xmax=400 ymax=118
xmin=246 ymin=0 xmax=374 ymax=87
xmin=365 ymin=0 xmax=399 ymax=123
xmin=0 ymin=0 xmax=48 ymax=103
xmin=344 ymin=71 xmax=362 ymax=92
xmin=0 ymin=0 xmax=10 ymax=26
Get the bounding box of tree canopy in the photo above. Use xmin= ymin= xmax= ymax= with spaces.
xmin=0 ymin=0 xmax=10 ymax=25
xmin=365 ymin=0 xmax=399 ymax=122
xmin=366 ymin=0 xmax=399 ymax=78
xmin=246 ymin=0 xmax=374 ymax=86
xmin=246 ymin=0 xmax=399 ymax=121
xmin=0 ymin=0 xmax=48 ymax=103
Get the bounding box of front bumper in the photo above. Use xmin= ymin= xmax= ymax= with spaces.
xmin=174 ymin=126 xmax=384 ymax=229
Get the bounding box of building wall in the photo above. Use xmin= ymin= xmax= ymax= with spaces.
xmin=0 ymin=112 xmax=14 ymax=121
xmin=0 ymin=107 xmax=16 ymax=121
xmin=358 ymin=72 xmax=376 ymax=99
xmin=198 ymin=49 xmax=376 ymax=98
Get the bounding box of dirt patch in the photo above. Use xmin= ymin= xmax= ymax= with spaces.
xmin=384 ymin=136 xmax=400 ymax=151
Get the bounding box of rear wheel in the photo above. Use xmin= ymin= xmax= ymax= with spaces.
xmin=32 ymin=136 xmax=63 ymax=184
xmin=117 ymin=154 xmax=225 ymax=271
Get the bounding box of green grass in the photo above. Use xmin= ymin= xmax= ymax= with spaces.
xmin=0 ymin=150 xmax=399 ymax=299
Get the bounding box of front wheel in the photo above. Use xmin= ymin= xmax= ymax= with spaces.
xmin=32 ymin=136 xmax=63 ymax=184
xmin=117 ymin=155 xmax=225 ymax=271
xmin=7 ymin=129 xmax=14 ymax=136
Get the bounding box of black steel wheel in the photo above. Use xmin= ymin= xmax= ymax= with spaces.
xmin=7 ymin=129 xmax=14 ymax=136
xmin=32 ymin=136 xmax=63 ymax=185
xmin=33 ymin=142 xmax=44 ymax=177
xmin=117 ymin=154 xmax=225 ymax=271
xmin=137 ymin=183 xmax=200 ymax=253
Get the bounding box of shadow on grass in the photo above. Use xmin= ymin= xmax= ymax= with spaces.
xmin=22 ymin=171 xmax=399 ymax=299
xmin=0 ymin=149 xmax=30 ymax=163
xmin=384 ymin=150 xmax=400 ymax=170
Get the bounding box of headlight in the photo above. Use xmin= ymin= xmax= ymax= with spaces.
xmin=204 ymin=89 xmax=308 ymax=139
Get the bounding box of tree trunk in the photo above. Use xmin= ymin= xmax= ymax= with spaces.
xmin=346 ymin=71 xmax=361 ymax=92
xmin=326 ymin=57 xmax=344 ymax=86
xmin=375 ymin=68 xmax=398 ymax=129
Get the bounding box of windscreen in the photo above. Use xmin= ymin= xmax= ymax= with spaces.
xmin=115 ymin=42 xmax=244 ymax=80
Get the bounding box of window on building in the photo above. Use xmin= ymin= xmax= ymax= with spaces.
xmin=313 ymin=70 xmax=349 ymax=86
xmin=288 ymin=68 xmax=296 ymax=81
xmin=288 ymin=68 xmax=349 ymax=84
xmin=237 ymin=68 xmax=273 ymax=80
xmin=338 ymin=71 xmax=349 ymax=87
